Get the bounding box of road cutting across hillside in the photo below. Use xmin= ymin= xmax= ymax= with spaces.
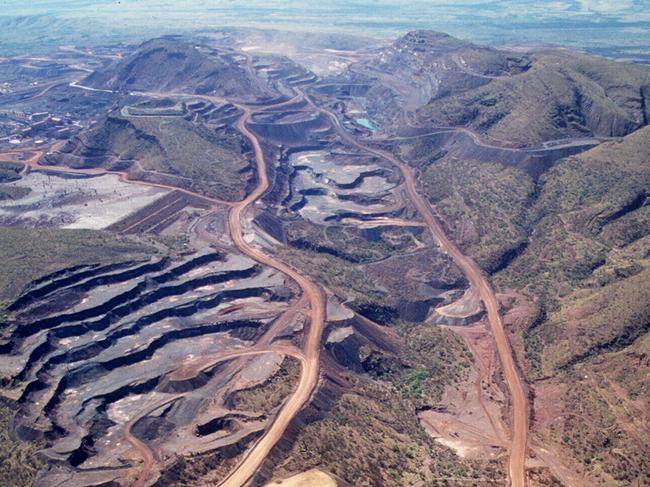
xmin=303 ymin=91 xmax=528 ymax=487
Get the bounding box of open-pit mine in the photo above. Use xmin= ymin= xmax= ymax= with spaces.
xmin=1 ymin=27 xmax=649 ymax=487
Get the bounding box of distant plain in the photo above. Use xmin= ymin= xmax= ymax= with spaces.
xmin=2 ymin=0 xmax=650 ymax=60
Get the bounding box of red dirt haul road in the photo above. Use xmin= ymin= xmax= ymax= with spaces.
xmin=302 ymin=91 xmax=528 ymax=487
xmin=12 ymin=82 xmax=527 ymax=486
xmin=213 ymin=103 xmax=327 ymax=487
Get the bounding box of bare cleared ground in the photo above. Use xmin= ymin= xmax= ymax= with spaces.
xmin=0 ymin=171 xmax=170 ymax=228
xmin=264 ymin=469 xmax=337 ymax=487
xmin=420 ymin=321 xmax=508 ymax=460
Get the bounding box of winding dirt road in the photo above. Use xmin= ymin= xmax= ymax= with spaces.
xmin=4 ymin=100 xmax=326 ymax=486
xmin=303 ymin=92 xmax=528 ymax=487
xmin=124 ymin=395 xmax=178 ymax=487
xmin=387 ymin=126 xmax=602 ymax=153
xmin=123 ymin=346 xmax=308 ymax=487
xmin=213 ymin=104 xmax=327 ymax=487
xmin=14 ymin=78 xmax=529 ymax=485
xmin=4 ymin=87 xmax=328 ymax=485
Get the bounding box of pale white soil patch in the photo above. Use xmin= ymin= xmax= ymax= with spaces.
xmin=0 ymin=171 xmax=169 ymax=229
xmin=435 ymin=286 xmax=483 ymax=319
xmin=265 ymin=469 xmax=337 ymax=487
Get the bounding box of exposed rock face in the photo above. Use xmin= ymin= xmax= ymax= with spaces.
xmin=0 ymin=248 xmax=294 ymax=487
xmin=248 ymin=112 xmax=332 ymax=144
xmin=325 ymin=326 xmax=364 ymax=372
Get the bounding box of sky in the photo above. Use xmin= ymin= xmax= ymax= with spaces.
xmin=1 ymin=1 xmax=649 ymax=55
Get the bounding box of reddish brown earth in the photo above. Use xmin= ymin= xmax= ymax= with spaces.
xmin=302 ymin=90 xmax=530 ymax=487
xmin=2 ymin=86 xmax=530 ymax=487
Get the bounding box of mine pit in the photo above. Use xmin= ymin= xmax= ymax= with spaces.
xmin=287 ymin=150 xmax=401 ymax=224
xmin=0 ymin=236 xmax=301 ymax=486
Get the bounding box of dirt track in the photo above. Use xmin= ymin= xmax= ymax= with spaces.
xmin=123 ymin=346 xmax=308 ymax=487
xmin=124 ymin=395 xmax=178 ymax=487
xmin=388 ymin=126 xmax=603 ymax=152
xmin=395 ymin=152 xmax=529 ymax=487
xmin=214 ymin=103 xmax=326 ymax=487
xmin=1 ymin=149 xmax=234 ymax=207
xmin=2 ymin=91 xmax=327 ymax=485
xmin=303 ymin=92 xmax=528 ymax=487
xmin=9 ymin=81 xmax=529 ymax=485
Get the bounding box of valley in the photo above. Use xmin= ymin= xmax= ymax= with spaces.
xmin=0 ymin=27 xmax=648 ymax=487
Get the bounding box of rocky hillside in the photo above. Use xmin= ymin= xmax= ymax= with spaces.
xmin=83 ymin=37 xmax=274 ymax=100
xmin=420 ymin=49 xmax=650 ymax=146
xmin=370 ymin=30 xmax=532 ymax=89
xmin=354 ymin=30 xmax=531 ymax=122
xmin=44 ymin=105 xmax=254 ymax=201
xmin=501 ymin=125 xmax=650 ymax=371
xmin=357 ymin=31 xmax=650 ymax=146
xmin=503 ymin=126 xmax=650 ymax=485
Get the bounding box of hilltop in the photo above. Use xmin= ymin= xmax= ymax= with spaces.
xmin=83 ymin=37 xmax=276 ymax=101
xmin=44 ymin=101 xmax=255 ymax=201
xmin=421 ymin=50 xmax=650 ymax=146
xmin=357 ymin=30 xmax=650 ymax=146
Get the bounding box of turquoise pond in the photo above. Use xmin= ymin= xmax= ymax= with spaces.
xmin=356 ymin=118 xmax=378 ymax=131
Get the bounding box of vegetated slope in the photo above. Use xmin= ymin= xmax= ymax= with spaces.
xmin=412 ymin=123 xmax=649 ymax=484
xmin=488 ymin=127 xmax=649 ymax=485
xmin=418 ymin=48 xmax=650 ymax=146
xmin=413 ymin=124 xmax=649 ymax=373
xmin=358 ymin=30 xmax=650 ymax=146
xmin=419 ymin=157 xmax=535 ymax=273
xmin=502 ymin=126 xmax=650 ymax=371
xmin=0 ymin=227 xmax=155 ymax=309
xmin=45 ymin=109 xmax=254 ymax=200
xmin=393 ymin=127 xmax=561 ymax=274
xmin=83 ymin=37 xmax=271 ymax=100
xmin=0 ymin=397 xmax=42 ymax=487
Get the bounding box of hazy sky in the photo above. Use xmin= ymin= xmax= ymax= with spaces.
xmin=5 ymin=0 xmax=649 ymax=21
xmin=1 ymin=1 xmax=649 ymax=54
